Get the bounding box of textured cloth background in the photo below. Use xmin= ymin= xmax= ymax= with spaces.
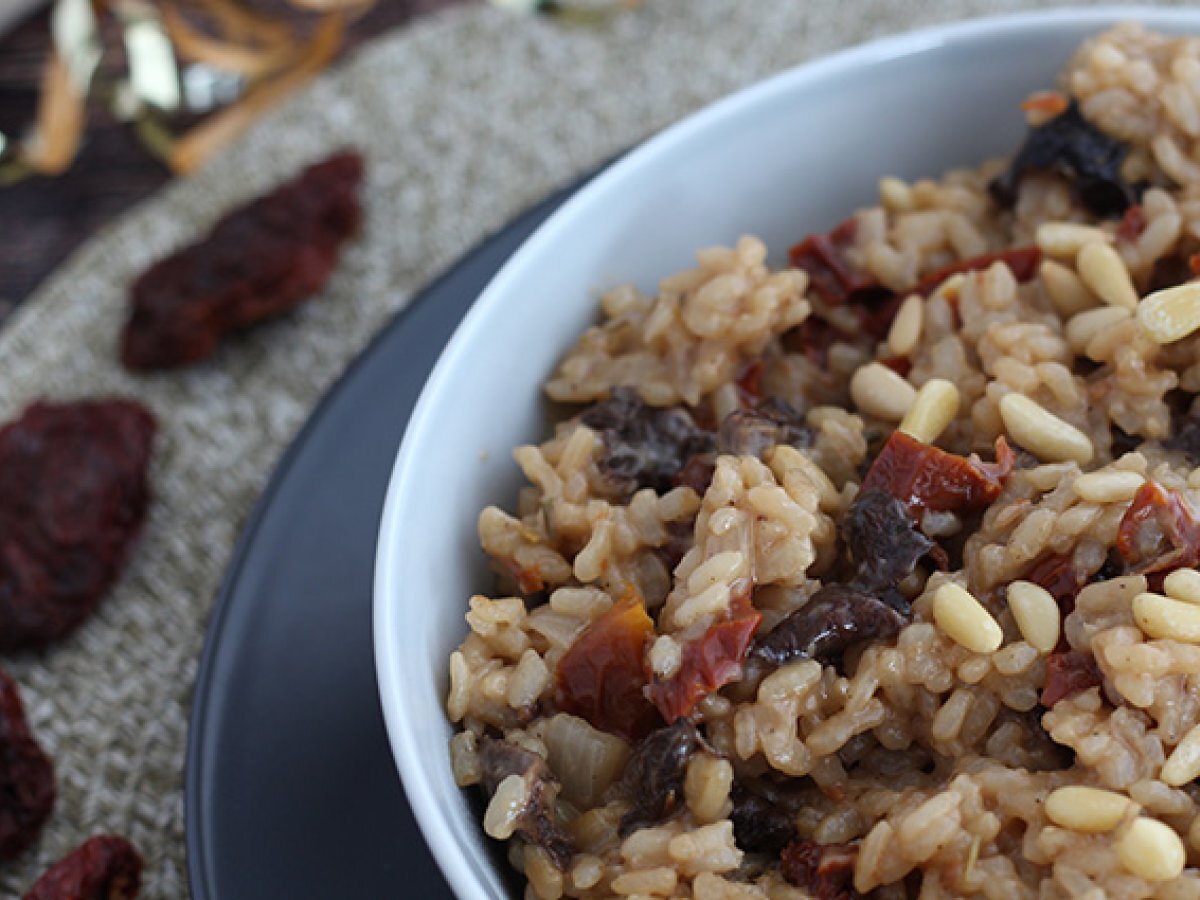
xmin=0 ymin=0 xmax=1190 ymax=895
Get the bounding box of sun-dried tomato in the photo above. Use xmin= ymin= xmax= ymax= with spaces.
xmin=1117 ymin=204 xmax=1148 ymax=244
xmin=1025 ymin=552 xmax=1090 ymax=619
xmin=647 ymin=592 xmax=761 ymax=723
xmin=780 ymin=838 xmax=861 ymax=899
xmin=860 ymin=431 xmax=1015 ymax=516
xmin=913 ymin=246 xmax=1042 ymax=297
xmin=0 ymin=400 xmax=155 ymax=651
xmin=23 ymin=835 xmax=142 ymax=900
xmin=789 ymin=218 xmax=880 ymax=307
xmin=556 ymin=595 xmax=661 ymax=742
xmin=783 ymin=316 xmax=841 ymax=369
xmin=735 ymin=359 xmax=764 ymax=407
xmin=1116 ymin=481 xmax=1200 ymax=574
xmin=1041 ymin=650 xmax=1103 ymax=707
xmin=878 ymin=355 xmax=913 ymax=377
xmin=121 ymin=151 xmax=364 ymax=370
xmin=0 ymin=669 xmax=55 ymax=862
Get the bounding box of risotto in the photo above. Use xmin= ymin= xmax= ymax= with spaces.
xmin=445 ymin=24 xmax=1200 ymax=898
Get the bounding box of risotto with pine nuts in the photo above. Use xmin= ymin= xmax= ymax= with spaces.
xmin=446 ymin=24 xmax=1200 ymax=898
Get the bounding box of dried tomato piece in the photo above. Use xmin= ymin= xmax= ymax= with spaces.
xmin=789 ymin=218 xmax=882 ymax=307
xmin=913 ymin=246 xmax=1042 ymax=297
xmin=121 ymin=151 xmax=364 ymax=370
xmin=0 ymin=669 xmax=55 ymax=862
xmin=735 ymin=359 xmax=764 ymax=407
xmin=1117 ymin=204 xmax=1148 ymax=244
xmin=0 ymin=400 xmax=155 ymax=651
xmin=783 ymin=316 xmax=842 ymax=369
xmin=1116 ymin=481 xmax=1200 ymax=574
xmin=1041 ymin=650 xmax=1103 ymax=707
xmin=1025 ymin=552 xmax=1090 ymax=619
xmin=860 ymin=431 xmax=1015 ymax=516
xmin=990 ymin=100 xmax=1135 ymax=217
xmin=647 ymin=592 xmax=761 ymax=723
xmin=555 ymin=595 xmax=661 ymax=741
xmin=780 ymin=839 xmax=861 ymax=899
xmin=23 ymin=835 xmax=142 ymax=900
xmin=617 ymin=719 xmax=704 ymax=835
xmin=878 ymin=355 xmax=913 ymax=377
xmin=755 ymin=583 xmax=907 ymax=669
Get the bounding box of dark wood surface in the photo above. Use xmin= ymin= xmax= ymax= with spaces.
xmin=0 ymin=0 xmax=468 ymax=321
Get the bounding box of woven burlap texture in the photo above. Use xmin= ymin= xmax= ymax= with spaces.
xmin=0 ymin=0 xmax=1189 ymax=895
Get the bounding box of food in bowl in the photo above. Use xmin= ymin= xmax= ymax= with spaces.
xmin=444 ymin=23 xmax=1200 ymax=897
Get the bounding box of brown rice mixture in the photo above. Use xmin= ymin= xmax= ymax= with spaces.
xmin=445 ymin=24 xmax=1200 ymax=898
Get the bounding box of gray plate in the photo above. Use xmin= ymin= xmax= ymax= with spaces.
xmin=185 ymin=176 xmax=589 ymax=899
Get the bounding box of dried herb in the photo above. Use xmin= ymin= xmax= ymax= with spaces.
xmin=990 ymin=100 xmax=1135 ymax=217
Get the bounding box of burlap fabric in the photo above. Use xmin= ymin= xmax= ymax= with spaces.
xmin=0 ymin=0 xmax=1188 ymax=894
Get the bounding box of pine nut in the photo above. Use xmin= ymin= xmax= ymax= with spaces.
xmin=1065 ymin=305 xmax=1132 ymax=358
xmin=899 ymin=379 xmax=959 ymax=444
xmin=887 ymin=294 xmax=924 ymax=356
xmin=932 ymin=583 xmax=1003 ymax=653
xmin=1077 ymin=241 xmax=1139 ymax=311
xmin=998 ymin=393 xmax=1094 ymax=465
xmin=1117 ymin=818 xmax=1186 ymax=882
xmin=484 ymin=773 xmax=530 ymax=840
xmin=1036 ymin=222 xmax=1111 ymax=257
xmin=1040 ymin=259 xmax=1098 ymax=318
xmin=1164 ymin=568 xmax=1200 ymax=605
xmin=850 ymin=362 xmax=916 ymax=423
xmin=1138 ymin=282 xmax=1200 ymax=345
xmin=1006 ymin=580 xmax=1060 ymax=654
xmin=1133 ymin=591 xmax=1200 ymax=643
xmin=1161 ymin=723 xmax=1200 ymax=786
xmin=1044 ymin=786 xmax=1134 ymax=832
xmin=878 ymin=176 xmax=915 ymax=212
xmin=1072 ymin=470 xmax=1145 ymax=503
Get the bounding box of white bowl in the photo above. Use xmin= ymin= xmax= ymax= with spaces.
xmin=375 ymin=7 xmax=1200 ymax=897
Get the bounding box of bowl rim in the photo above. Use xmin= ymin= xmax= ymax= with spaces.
xmin=374 ymin=6 xmax=1200 ymax=898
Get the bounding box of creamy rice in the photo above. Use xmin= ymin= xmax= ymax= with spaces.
xmin=446 ymin=24 xmax=1200 ymax=898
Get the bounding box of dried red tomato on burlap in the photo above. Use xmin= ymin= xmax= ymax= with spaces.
xmin=0 ymin=400 xmax=155 ymax=651
xmin=121 ymin=151 xmax=364 ymax=370
xmin=22 ymin=835 xmax=142 ymax=900
xmin=0 ymin=669 xmax=55 ymax=862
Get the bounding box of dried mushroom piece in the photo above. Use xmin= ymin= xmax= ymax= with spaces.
xmin=754 ymin=584 xmax=906 ymax=669
xmin=581 ymin=388 xmax=715 ymax=497
xmin=617 ymin=719 xmax=706 ymax=835
xmin=479 ymin=737 xmax=575 ymax=870
xmin=990 ymin=100 xmax=1136 ymax=217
